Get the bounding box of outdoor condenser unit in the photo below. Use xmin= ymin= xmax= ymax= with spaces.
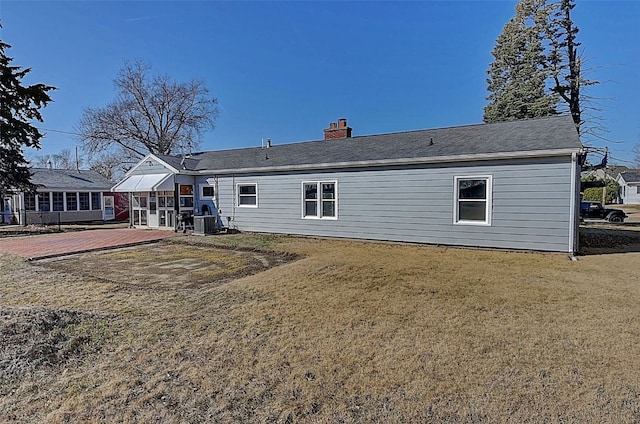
xmin=193 ymin=215 xmax=217 ymax=235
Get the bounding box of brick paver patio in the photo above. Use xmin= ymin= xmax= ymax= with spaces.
xmin=0 ymin=228 xmax=180 ymax=260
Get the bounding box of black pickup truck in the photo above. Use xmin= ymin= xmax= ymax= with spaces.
xmin=580 ymin=201 xmax=627 ymax=223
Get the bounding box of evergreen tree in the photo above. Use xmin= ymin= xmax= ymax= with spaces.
xmin=484 ymin=0 xmax=558 ymax=123
xmin=0 ymin=28 xmax=55 ymax=196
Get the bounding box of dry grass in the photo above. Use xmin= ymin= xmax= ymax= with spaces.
xmin=1 ymin=232 xmax=640 ymax=423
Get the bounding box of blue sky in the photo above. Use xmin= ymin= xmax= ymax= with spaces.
xmin=1 ymin=1 xmax=638 ymax=166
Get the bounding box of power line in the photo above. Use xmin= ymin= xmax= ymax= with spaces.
xmin=38 ymin=127 xmax=82 ymax=136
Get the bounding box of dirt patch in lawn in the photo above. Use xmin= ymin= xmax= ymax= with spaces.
xmin=0 ymin=306 xmax=111 ymax=389
xmin=37 ymin=241 xmax=299 ymax=290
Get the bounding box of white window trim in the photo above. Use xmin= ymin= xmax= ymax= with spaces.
xmin=453 ymin=175 xmax=493 ymax=226
xmin=301 ymin=181 xmax=338 ymax=220
xmin=200 ymin=183 xmax=215 ymax=199
xmin=236 ymin=183 xmax=258 ymax=208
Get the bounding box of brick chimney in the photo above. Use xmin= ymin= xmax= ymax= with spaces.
xmin=323 ymin=118 xmax=352 ymax=140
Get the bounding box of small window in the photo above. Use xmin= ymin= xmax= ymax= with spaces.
xmin=24 ymin=193 xmax=36 ymax=211
xmin=302 ymin=181 xmax=337 ymax=219
xmin=179 ymin=197 xmax=193 ymax=208
xmin=91 ymin=193 xmax=101 ymax=210
xmin=637 ymin=186 xmax=640 ymax=195
xmin=201 ymin=185 xmax=215 ymax=198
xmin=454 ymin=176 xmax=492 ymax=225
xmin=237 ymin=184 xmax=257 ymax=207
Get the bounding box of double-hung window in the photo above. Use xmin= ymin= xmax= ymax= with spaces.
xmin=454 ymin=176 xmax=492 ymax=225
xmin=303 ymin=181 xmax=337 ymax=219
xmin=237 ymin=183 xmax=257 ymax=207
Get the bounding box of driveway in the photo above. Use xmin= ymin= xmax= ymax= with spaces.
xmin=0 ymin=228 xmax=180 ymax=260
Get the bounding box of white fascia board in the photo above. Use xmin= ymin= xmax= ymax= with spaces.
xmin=192 ymin=148 xmax=582 ymax=176
xmin=122 ymin=153 xmax=181 ymax=178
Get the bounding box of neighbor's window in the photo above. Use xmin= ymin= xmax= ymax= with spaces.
xmin=66 ymin=192 xmax=78 ymax=211
xmin=39 ymin=193 xmax=50 ymax=212
xmin=637 ymin=186 xmax=640 ymax=195
xmin=303 ymin=181 xmax=337 ymax=219
xmin=454 ymin=176 xmax=492 ymax=225
xmin=24 ymin=193 xmax=36 ymax=211
xmin=52 ymin=192 xmax=64 ymax=211
xmin=237 ymin=183 xmax=257 ymax=207
xmin=79 ymin=192 xmax=90 ymax=210
xmin=91 ymin=193 xmax=101 ymax=210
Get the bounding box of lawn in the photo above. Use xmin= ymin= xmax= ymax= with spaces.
xmin=1 ymin=231 xmax=640 ymax=423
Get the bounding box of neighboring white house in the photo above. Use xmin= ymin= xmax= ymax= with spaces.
xmin=2 ymin=168 xmax=115 ymax=225
xmin=113 ymin=115 xmax=583 ymax=253
xmin=617 ymin=171 xmax=640 ymax=205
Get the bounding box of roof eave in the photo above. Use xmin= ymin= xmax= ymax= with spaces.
xmin=192 ymin=148 xmax=582 ymax=175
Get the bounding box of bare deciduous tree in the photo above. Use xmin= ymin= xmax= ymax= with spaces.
xmin=88 ymin=152 xmax=129 ymax=182
xmin=34 ymin=149 xmax=82 ymax=170
xmin=633 ymin=143 xmax=640 ymax=168
xmin=76 ymin=59 xmax=219 ymax=162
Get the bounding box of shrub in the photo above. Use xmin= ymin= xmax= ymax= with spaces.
xmin=582 ymin=180 xmax=620 ymax=204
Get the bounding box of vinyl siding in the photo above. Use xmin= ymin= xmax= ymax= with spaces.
xmin=619 ymin=181 xmax=640 ymax=205
xmin=214 ymin=156 xmax=578 ymax=252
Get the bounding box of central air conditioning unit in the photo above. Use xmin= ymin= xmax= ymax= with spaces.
xmin=193 ymin=215 xmax=217 ymax=235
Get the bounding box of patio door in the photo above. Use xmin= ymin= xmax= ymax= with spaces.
xmin=132 ymin=194 xmax=148 ymax=227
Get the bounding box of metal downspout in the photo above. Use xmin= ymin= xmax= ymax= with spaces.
xmin=569 ymin=152 xmax=579 ymax=255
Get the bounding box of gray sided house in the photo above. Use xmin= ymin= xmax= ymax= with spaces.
xmin=113 ymin=115 xmax=583 ymax=253
xmin=617 ymin=171 xmax=640 ymax=205
xmin=2 ymin=168 xmax=114 ymax=225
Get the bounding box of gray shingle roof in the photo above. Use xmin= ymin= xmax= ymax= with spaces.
xmin=160 ymin=115 xmax=581 ymax=173
xmin=29 ymin=168 xmax=113 ymax=190
xmin=619 ymin=171 xmax=640 ymax=183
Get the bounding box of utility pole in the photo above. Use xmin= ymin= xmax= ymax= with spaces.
xmin=601 ymin=147 xmax=608 ymax=205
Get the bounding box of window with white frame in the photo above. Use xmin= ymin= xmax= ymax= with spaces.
xmin=39 ymin=193 xmax=50 ymax=212
xmin=454 ymin=176 xmax=492 ymax=225
xmin=303 ymin=181 xmax=337 ymax=219
xmin=24 ymin=193 xmax=36 ymax=211
xmin=200 ymin=184 xmax=215 ymax=198
xmin=52 ymin=192 xmax=64 ymax=211
xmin=66 ymin=192 xmax=78 ymax=211
xmin=79 ymin=192 xmax=90 ymax=210
xmin=179 ymin=185 xmax=194 ymax=208
xmin=91 ymin=193 xmax=101 ymax=210
xmin=237 ymin=183 xmax=257 ymax=207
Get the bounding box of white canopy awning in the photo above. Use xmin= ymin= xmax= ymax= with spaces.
xmin=111 ymin=173 xmax=174 ymax=192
